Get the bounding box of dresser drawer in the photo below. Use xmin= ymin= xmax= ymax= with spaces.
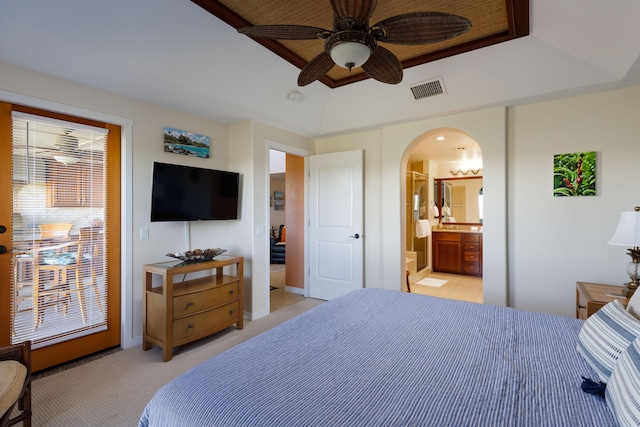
xmin=464 ymin=262 xmax=481 ymax=275
xmin=576 ymin=289 xmax=590 ymax=320
xmin=465 ymin=243 xmax=480 ymax=252
xmin=464 ymin=233 xmax=481 ymax=243
xmin=173 ymin=282 xmax=239 ymax=318
xmin=464 ymin=251 xmax=480 ymax=262
xmin=173 ymin=300 xmax=241 ymax=341
xmin=576 ymin=282 xmax=628 ymax=319
xmin=434 ymin=232 xmax=462 ymax=242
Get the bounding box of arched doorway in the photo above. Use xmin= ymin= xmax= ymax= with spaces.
xmin=404 ymin=128 xmax=484 ymax=303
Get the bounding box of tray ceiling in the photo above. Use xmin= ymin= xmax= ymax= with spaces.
xmin=192 ymin=0 xmax=529 ymax=88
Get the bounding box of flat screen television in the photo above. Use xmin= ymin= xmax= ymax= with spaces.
xmin=150 ymin=162 xmax=240 ymax=222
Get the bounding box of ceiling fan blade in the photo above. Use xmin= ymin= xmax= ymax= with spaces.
xmin=361 ymin=45 xmax=402 ymax=84
xmin=238 ymin=25 xmax=329 ymax=40
xmin=373 ymin=12 xmax=472 ymax=45
xmin=297 ymin=51 xmax=335 ymax=86
xmin=329 ymin=0 xmax=377 ymax=22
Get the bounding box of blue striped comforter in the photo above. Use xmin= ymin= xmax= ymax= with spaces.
xmin=139 ymin=288 xmax=616 ymax=426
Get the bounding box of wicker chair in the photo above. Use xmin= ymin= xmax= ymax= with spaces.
xmin=0 ymin=341 xmax=31 ymax=427
xmin=38 ymin=223 xmax=73 ymax=240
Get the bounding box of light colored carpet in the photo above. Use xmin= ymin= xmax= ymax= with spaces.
xmin=28 ymin=297 xmax=324 ymax=426
xmin=416 ymin=277 xmax=448 ymax=287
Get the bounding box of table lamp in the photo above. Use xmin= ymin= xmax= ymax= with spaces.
xmin=608 ymin=206 xmax=640 ymax=297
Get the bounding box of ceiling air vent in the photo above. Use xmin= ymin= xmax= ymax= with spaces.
xmin=408 ymin=77 xmax=446 ymax=101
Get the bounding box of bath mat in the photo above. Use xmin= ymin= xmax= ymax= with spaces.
xmin=417 ymin=278 xmax=448 ymax=287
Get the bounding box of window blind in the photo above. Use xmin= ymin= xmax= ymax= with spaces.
xmin=11 ymin=112 xmax=109 ymax=348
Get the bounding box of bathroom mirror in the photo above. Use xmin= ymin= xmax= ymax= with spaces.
xmin=414 ymin=182 xmax=427 ymax=220
xmin=434 ymin=176 xmax=483 ymax=224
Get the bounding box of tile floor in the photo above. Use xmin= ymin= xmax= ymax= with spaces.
xmin=269 ymin=266 xmax=305 ymax=312
xmin=270 ymin=267 xmax=483 ymax=310
xmin=408 ymin=272 xmax=483 ymax=304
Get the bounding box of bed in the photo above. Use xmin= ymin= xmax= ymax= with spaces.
xmin=139 ymin=288 xmax=620 ymax=426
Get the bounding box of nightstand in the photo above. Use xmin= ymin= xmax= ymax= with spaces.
xmin=576 ymin=281 xmax=628 ymax=320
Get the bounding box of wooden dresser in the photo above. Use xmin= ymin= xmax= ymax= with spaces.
xmin=432 ymin=231 xmax=482 ymax=277
xmin=576 ymin=281 xmax=627 ymax=320
xmin=142 ymin=256 xmax=244 ymax=361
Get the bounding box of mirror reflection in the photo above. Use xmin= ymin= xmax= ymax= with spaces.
xmin=434 ymin=176 xmax=483 ymax=224
xmin=414 ymin=182 xmax=427 ymax=220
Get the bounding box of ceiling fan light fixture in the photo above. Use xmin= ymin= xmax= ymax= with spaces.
xmin=54 ymin=131 xmax=80 ymax=165
xmin=330 ymin=41 xmax=371 ymax=70
xmin=233 ymin=2 xmax=472 ymax=86
xmin=326 ymin=31 xmax=377 ymax=71
xmin=53 ymin=155 xmax=80 ymax=166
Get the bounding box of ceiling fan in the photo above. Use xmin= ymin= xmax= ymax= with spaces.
xmin=237 ymin=0 xmax=471 ymax=86
xmin=52 ymin=129 xmax=82 ymax=165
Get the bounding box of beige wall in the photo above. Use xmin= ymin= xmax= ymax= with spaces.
xmin=0 ymin=62 xmax=235 ymax=348
xmin=315 ymin=86 xmax=640 ymax=317
xmin=3 ymin=59 xmax=640 ymax=329
xmin=507 ymin=86 xmax=640 ymax=315
xmin=228 ymin=120 xmax=314 ymax=318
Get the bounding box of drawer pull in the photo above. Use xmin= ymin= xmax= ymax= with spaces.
xmin=185 ymin=302 xmax=194 ymax=309
xmin=578 ymin=305 xmax=586 ymax=309
xmin=229 ymin=310 xmax=234 ymax=316
xmin=186 ymin=324 xmax=193 ymax=329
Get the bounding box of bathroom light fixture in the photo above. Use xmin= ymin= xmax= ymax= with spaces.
xmin=608 ymin=206 xmax=640 ymax=297
xmin=450 ymin=168 xmax=483 ymax=176
xmin=436 ymin=136 xmax=446 ymax=141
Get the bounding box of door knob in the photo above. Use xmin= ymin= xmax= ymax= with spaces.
xmin=349 ymin=233 xmax=360 ymax=239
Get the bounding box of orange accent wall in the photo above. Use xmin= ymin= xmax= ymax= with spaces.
xmin=285 ymin=154 xmax=304 ymax=289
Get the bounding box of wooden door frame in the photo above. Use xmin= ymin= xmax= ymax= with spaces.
xmin=0 ymin=102 xmax=121 ymax=371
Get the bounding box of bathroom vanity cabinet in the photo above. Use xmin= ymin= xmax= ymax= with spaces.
xmin=432 ymin=231 xmax=482 ymax=277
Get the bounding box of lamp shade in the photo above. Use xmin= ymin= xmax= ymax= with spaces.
xmin=330 ymin=42 xmax=371 ymax=70
xmin=608 ymin=210 xmax=640 ymax=247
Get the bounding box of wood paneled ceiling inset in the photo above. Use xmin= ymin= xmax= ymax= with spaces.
xmin=192 ymin=0 xmax=529 ymax=88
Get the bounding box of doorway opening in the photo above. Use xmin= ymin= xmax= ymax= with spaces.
xmin=268 ymin=149 xmax=305 ymax=312
xmin=404 ymin=128 xmax=483 ymax=304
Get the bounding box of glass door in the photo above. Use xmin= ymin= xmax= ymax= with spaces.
xmin=0 ymin=102 xmax=121 ymax=371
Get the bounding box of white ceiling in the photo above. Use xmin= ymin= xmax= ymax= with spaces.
xmin=1 ymin=0 xmax=639 ymax=153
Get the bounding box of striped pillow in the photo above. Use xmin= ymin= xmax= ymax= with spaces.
xmin=576 ymin=299 xmax=640 ymax=383
xmin=606 ymin=337 xmax=640 ymax=426
xmin=627 ymin=290 xmax=640 ymax=320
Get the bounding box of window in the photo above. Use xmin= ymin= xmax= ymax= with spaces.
xmin=11 ymin=112 xmax=108 ymax=347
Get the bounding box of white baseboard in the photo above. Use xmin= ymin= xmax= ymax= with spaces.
xmin=285 ymin=285 xmax=304 ymax=295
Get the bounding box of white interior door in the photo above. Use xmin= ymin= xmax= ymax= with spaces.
xmin=309 ymin=150 xmax=363 ymax=300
